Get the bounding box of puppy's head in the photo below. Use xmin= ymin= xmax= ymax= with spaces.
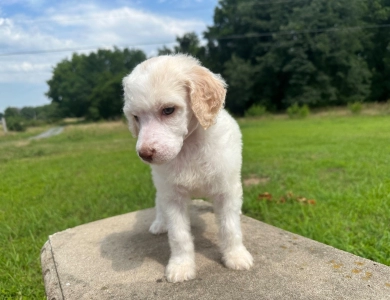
xmin=123 ymin=54 xmax=226 ymax=164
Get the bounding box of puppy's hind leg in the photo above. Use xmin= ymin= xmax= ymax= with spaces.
xmin=149 ymin=196 xmax=168 ymax=234
xmin=213 ymin=186 xmax=253 ymax=270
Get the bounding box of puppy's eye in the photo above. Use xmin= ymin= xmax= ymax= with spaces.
xmin=162 ymin=107 xmax=175 ymax=116
xmin=133 ymin=115 xmax=139 ymax=122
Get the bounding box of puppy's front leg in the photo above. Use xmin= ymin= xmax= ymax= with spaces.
xmin=149 ymin=197 xmax=168 ymax=234
xmin=213 ymin=187 xmax=253 ymax=270
xmin=164 ymin=196 xmax=196 ymax=282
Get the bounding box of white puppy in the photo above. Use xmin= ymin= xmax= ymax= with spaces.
xmin=122 ymin=54 xmax=253 ymax=283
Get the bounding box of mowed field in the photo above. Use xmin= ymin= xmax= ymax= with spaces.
xmin=1 ymin=114 xmax=389 ymax=298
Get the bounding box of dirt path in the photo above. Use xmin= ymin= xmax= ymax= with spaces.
xmin=29 ymin=126 xmax=64 ymax=140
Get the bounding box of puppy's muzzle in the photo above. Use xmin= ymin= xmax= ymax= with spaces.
xmin=138 ymin=147 xmax=155 ymax=163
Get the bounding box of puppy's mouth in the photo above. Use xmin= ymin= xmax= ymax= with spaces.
xmin=137 ymin=151 xmax=171 ymax=165
xmin=138 ymin=156 xmax=169 ymax=165
xmin=140 ymin=156 xmax=153 ymax=163
xmin=137 ymin=141 xmax=183 ymax=165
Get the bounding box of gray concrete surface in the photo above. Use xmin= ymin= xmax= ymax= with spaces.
xmin=41 ymin=200 xmax=390 ymax=299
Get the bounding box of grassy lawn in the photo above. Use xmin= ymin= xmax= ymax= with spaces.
xmin=241 ymin=116 xmax=390 ymax=265
xmin=1 ymin=115 xmax=389 ymax=298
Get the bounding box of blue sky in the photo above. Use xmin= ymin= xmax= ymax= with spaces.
xmin=0 ymin=0 xmax=218 ymax=113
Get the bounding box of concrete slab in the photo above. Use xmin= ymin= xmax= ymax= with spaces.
xmin=41 ymin=200 xmax=390 ymax=299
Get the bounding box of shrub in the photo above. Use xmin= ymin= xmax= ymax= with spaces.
xmin=348 ymin=102 xmax=363 ymax=114
xmin=245 ymin=104 xmax=267 ymax=117
xmin=300 ymin=104 xmax=310 ymax=118
xmin=24 ymin=119 xmax=46 ymax=127
xmin=6 ymin=117 xmax=26 ymax=132
xmin=287 ymin=103 xmax=310 ymax=119
xmin=86 ymin=106 xmax=100 ymax=121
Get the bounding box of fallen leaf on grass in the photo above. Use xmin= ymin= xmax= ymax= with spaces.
xmin=257 ymin=191 xmax=317 ymax=205
xmin=288 ymin=194 xmax=316 ymax=205
xmin=258 ymin=192 xmax=272 ymax=200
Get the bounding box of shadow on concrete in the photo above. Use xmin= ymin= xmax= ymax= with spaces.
xmin=99 ymin=202 xmax=220 ymax=273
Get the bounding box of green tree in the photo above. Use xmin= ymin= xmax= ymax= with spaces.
xmin=4 ymin=107 xmax=20 ymax=118
xmin=158 ymin=32 xmax=206 ymax=61
xmin=87 ymin=73 xmax=125 ymax=120
xmin=265 ymin=0 xmax=370 ymax=107
xmin=224 ymin=55 xmax=256 ymax=114
xmin=4 ymin=107 xmax=25 ymax=131
xmin=46 ymin=48 xmax=146 ymax=119
xmin=363 ymin=0 xmax=390 ymax=102
xmin=202 ymin=0 xmax=372 ymax=114
xmin=20 ymin=107 xmax=36 ymax=120
xmin=35 ymin=103 xmax=62 ymax=122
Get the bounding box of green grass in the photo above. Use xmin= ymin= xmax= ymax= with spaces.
xmin=0 ymin=122 xmax=154 ymax=299
xmin=1 ymin=115 xmax=389 ymax=298
xmin=241 ymin=116 xmax=390 ymax=265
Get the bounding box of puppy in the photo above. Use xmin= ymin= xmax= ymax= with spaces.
xmin=122 ymin=54 xmax=253 ymax=283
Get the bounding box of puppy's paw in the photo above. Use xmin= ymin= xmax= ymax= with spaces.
xmin=222 ymin=246 xmax=253 ymax=270
xmin=149 ymin=220 xmax=168 ymax=235
xmin=165 ymin=259 xmax=196 ymax=283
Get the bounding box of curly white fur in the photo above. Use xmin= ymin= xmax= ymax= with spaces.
xmin=123 ymin=54 xmax=253 ymax=283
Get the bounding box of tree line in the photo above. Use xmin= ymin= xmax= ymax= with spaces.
xmin=175 ymin=0 xmax=390 ymax=115
xmin=2 ymin=104 xmax=62 ymax=131
xmin=4 ymin=0 xmax=390 ymax=127
xmin=2 ymin=48 xmax=146 ymax=130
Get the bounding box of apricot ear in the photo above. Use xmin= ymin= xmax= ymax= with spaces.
xmin=187 ymin=66 xmax=227 ymax=129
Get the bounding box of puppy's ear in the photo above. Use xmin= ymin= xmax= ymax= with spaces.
xmin=187 ymin=66 xmax=227 ymax=129
xmin=127 ymin=117 xmax=139 ymax=138
xmin=123 ymin=102 xmax=139 ymax=138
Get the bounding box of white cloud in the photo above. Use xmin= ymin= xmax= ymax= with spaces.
xmin=45 ymin=5 xmax=205 ymax=47
xmin=0 ymin=2 xmax=206 ymax=84
xmin=0 ymin=0 xmax=214 ymax=111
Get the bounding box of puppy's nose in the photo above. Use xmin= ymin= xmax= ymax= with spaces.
xmin=138 ymin=147 xmax=155 ymax=162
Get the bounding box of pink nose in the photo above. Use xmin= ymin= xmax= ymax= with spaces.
xmin=138 ymin=147 xmax=155 ymax=162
